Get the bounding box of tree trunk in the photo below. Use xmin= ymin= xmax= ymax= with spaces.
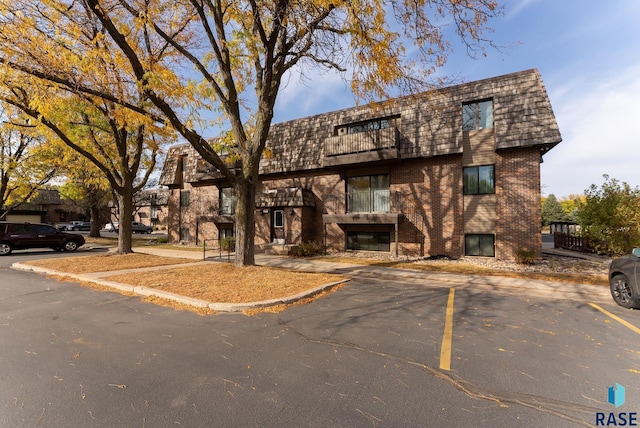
xmin=89 ymin=205 xmax=101 ymax=237
xmin=116 ymin=188 xmax=134 ymax=254
xmin=234 ymin=176 xmax=256 ymax=267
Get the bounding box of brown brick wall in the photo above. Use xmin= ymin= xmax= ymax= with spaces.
xmin=255 ymin=209 xmax=270 ymax=245
xmin=170 ymin=158 xmax=468 ymax=257
xmin=259 ymin=173 xmax=344 ymax=247
xmin=167 ymin=183 xmax=234 ymax=245
xmin=495 ymin=147 xmax=542 ymax=260
xmin=166 ymin=188 xmax=181 ymax=243
xmin=167 ymin=149 xmax=541 ymax=259
xmin=392 ymin=156 xmax=464 ymax=258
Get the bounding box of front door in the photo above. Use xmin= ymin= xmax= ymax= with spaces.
xmin=272 ymin=209 xmax=285 ymax=244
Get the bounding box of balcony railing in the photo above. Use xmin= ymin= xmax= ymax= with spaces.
xmin=348 ymin=189 xmax=391 ymax=213
xmin=325 ymin=127 xmax=398 ymax=157
xmin=219 ymin=204 xmax=236 ymax=216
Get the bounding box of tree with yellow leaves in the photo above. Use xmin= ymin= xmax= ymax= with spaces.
xmin=0 ymin=0 xmax=501 ymax=265
xmin=0 ymin=4 xmax=176 ymax=253
xmin=0 ymin=105 xmax=61 ymax=220
xmin=57 ymin=153 xmax=113 ymax=238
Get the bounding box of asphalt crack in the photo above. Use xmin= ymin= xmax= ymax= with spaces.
xmin=278 ymin=317 xmax=600 ymax=427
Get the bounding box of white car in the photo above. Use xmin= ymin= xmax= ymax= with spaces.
xmin=104 ymin=222 xmax=153 ymax=234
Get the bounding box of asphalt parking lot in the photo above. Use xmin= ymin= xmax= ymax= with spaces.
xmin=1 ymin=249 xmax=639 ymax=426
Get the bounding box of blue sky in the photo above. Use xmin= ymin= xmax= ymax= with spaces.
xmin=272 ymin=0 xmax=640 ymax=199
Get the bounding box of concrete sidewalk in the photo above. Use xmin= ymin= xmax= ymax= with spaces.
xmin=134 ymin=247 xmax=612 ymax=304
xmin=11 ymin=246 xmax=612 ymax=312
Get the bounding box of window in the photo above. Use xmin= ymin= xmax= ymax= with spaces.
xmin=180 ymin=227 xmax=190 ymax=242
xmin=180 ymin=190 xmax=190 ymax=207
xmin=464 ymin=165 xmax=495 ymax=195
xmin=465 ymin=234 xmax=495 ymax=257
xmin=179 ymin=155 xmax=188 ymax=184
xmin=348 ymin=174 xmax=390 ymax=213
xmin=347 ymin=231 xmax=391 ymax=252
xmin=219 ymin=227 xmax=234 ymax=239
xmin=348 ymin=118 xmax=390 ymax=134
xmin=220 ymin=187 xmax=236 ymax=215
xmin=462 ymin=100 xmax=493 ymax=131
xmin=273 ymin=210 xmax=284 ymax=228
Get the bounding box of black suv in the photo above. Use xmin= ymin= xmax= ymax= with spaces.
xmin=0 ymin=222 xmax=85 ymax=256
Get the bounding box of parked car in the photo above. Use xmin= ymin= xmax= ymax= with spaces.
xmin=104 ymin=221 xmax=153 ymax=234
xmin=0 ymin=221 xmax=85 ymax=256
xmin=55 ymin=221 xmax=91 ymax=231
xmin=608 ymin=248 xmax=640 ymax=309
xmin=65 ymin=221 xmax=91 ymax=231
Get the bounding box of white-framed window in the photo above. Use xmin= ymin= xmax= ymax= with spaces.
xmin=273 ymin=209 xmax=284 ymax=228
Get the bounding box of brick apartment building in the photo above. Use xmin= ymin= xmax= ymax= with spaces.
xmin=159 ymin=69 xmax=562 ymax=259
xmin=109 ymin=188 xmax=169 ymax=230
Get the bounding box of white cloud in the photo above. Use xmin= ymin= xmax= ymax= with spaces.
xmin=275 ymin=65 xmax=353 ymax=123
xmin=542 ymin=64 xmax=640 ymax=197
xmin=503 ymin=0 xmax=541 ymax=21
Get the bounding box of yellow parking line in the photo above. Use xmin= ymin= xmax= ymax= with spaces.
xmin=440 ymin=288 xmax=455 ymax=371
xmin=588 ymin=303 xmax=640 ymax=334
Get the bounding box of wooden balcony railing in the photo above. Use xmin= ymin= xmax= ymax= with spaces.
xmin=325 ymin=127 xmax=398 ymax=156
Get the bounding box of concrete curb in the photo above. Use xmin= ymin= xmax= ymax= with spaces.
xmin=10 ymin=262 xmax=351 ymax=312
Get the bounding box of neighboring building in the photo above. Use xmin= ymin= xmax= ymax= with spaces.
xmin=108 ymin=188 xmax=170 ymax=230
xmin=134 ymin=188 xmax=169 ymax=229
xmin=159 ymin=69 xmax=562 ymax=259
xmin=1 ymin=189 xmax=101 ymax=225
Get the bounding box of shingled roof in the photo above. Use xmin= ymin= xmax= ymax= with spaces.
xmin=160 ymin=69 xmax=561 ymax=185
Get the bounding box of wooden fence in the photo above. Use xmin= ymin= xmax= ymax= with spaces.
xmin=553 ymin=233 xmax=595 ymax=253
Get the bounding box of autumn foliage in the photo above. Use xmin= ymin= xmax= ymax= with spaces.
xmin=0 ymin=0 xmax=501 ymax=263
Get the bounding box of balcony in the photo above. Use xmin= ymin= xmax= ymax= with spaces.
xmin=324 ymin=127 xmax=400 ymax=167
xmin=208 ymin=201 xmax=236 ymax=224
xmin=323 ymin=188 xmax=399 ymax=226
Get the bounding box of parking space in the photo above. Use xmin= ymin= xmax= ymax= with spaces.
xmin=443 ymin=288 xmax=640 ymax=417
xmin=278 ymin=277 xmax=453 ymax=371
xmin=279 ymin=276 xmax=640 ymax=424
xmin=3 ymin=251 xmax=639 ymax=426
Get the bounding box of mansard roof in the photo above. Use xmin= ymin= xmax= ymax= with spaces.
xmin=160 ymin=69 xmax=561 ymax=185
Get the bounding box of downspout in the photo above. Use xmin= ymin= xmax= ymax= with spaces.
xmin=395 ymin=221 xmax=399 ymax=257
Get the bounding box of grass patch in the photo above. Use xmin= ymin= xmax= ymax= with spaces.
xmin=105 ymin=263 xmax=346 ymax=303
xmin=147 ymin=243 xmax=203 ymax=252
xmin=26 ymin=254 xmax=194 ymax=274
xmin=315 ymin=256 xmax=608 ymax=286
xmin=84 ymin=236 xmax=118 ymax=246
xmin=23 ymin=253 xmax=347 ymax=314
xmin=84 ymin=236 xmax=164 ymax=246
xmin=389 ymin=262 xmax=608 ymax=285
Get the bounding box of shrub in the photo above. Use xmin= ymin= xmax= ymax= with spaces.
xmin=156 ymin=236 xmax=169 ymax=244
xmin=220 ymin=237 xmax=236 ymax=251
xmin=515 ymin=248 xmax=537 ymax=265
xmin=576 ymin=175 xmax=640 ymax=256
xmin=289 ymin=241 xmax=323 ymax=257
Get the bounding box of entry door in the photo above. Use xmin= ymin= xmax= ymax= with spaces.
xmin=272 ymin=209 xmax=285 ymax=244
